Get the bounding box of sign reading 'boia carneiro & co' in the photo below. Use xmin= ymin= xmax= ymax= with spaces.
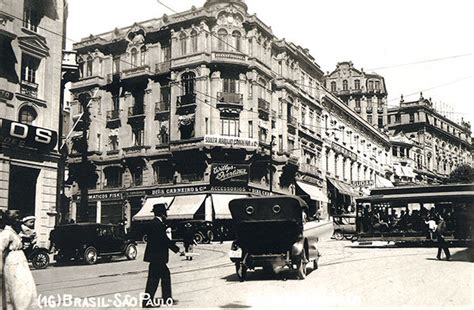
xmin=0 ymin=118 xmax=58 ymax=152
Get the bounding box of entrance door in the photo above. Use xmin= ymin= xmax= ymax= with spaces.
xmin=8 ymin=165 xmax=40 ymax=217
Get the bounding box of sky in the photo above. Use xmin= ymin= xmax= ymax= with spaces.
xmin=66 ymin=0 xmax=474 ymax=130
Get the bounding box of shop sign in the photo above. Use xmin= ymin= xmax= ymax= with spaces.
xmin=151 ymin=185 xmax=209 ymax=196
xmin=332 ymin=142 xmax=357 ymax=162
xmin=0 ymin=89 xmax=14 ymax=101
xmin=204 ymin=135 xmax=258 ymax=150
xmin=210 ymin=164 xmax=249 ymax=186
xmin=88 ymin=192 xmax=123 ymax=202
xmin=248 ymin=187 xmax=272 ymax=196
xmin=126 ymin=189 xmax=150 ymax=198
xmin=352 ymin=180 xmax=374 ymax=187
xmin=210 ymin=186 xmax=247 ymax=193
xmin=0 ymin=118 xmax=57 ymax=151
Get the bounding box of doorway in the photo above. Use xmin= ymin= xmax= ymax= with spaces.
xmin=8 ymin=165 xmax=40 ymax=217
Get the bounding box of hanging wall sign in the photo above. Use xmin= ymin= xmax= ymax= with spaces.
xmin=0 ymin=118 xmax=58 ymax=151
xmin=210 ymin=164 xmax=249 ymax=186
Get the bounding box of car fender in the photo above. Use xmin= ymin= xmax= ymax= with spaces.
xmin=291 ymin=237 xmax=306 ymax=258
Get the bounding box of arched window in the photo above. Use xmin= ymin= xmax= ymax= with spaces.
xmin=190 ymin=29 xmax=198 ymax=53
xmin=342 ymin=80 xmax=348 ymax=91
xmin=330 ymin=81 xmax=336 ymax=92
xmin=179 ymin=32 xmax=187 ymax=55
xmin=86 ymin=56 xmax=93 ymax=77
xmin=217 ymin=29 xmax=228 ymax=51
xmin=18 ymin=106 xmax=37 ymax=124
xmin=181 ymin=72 xmax=196 ymax=96
xmin=140 ymin=46 xmax=146 ymax=66
xmin=130 ymin=48 xmax=138 ymax=67
xmin=232 ymin=31 xmax=241 ymax=51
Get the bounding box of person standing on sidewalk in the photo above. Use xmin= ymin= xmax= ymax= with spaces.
xmin=435 ymin=214 xmax=451 ymax=261
xmin=142 ymin=203 xmax=183 ymax=308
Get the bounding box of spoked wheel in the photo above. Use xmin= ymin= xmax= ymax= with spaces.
xmin=125 ymin=244 xmax=137 ymax=260
xmin=235 ymin=262 xmax=247 ymax=282
xmin=31 ymin=251 xmax=50 ymax=269
xmin=83 ymin=246 xmax=98 ymax=265
xmin=296 ymin=251 xmax=308 ymax=280
xmin=334 ymin=230 xmax=344 ymax=241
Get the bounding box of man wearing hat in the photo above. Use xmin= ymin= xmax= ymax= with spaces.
xmin=143 ymin=203 xmax=183 ymax=308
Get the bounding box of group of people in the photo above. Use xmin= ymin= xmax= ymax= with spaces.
xmin=0 ymin=210 xmax=38 ymax=309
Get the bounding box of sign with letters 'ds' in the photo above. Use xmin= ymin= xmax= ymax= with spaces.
xmin=0 ymin=118 xmax=58 ymax=151
xmin=211 ymin=164 xmax=249 ymax=187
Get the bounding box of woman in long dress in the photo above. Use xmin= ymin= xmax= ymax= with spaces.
xmin=1 ymin=211 xmax=38 ymax=309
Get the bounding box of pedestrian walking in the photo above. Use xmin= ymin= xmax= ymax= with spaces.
xmin=0 ymin=210 xmax=38 ymax=309
xmin=142 ymin=203 xmax=183 ymax=308
xmin=435 ymin=214 xmax=451 ymax=261
xmin=182 ymin=222 xmax=195 ymax=260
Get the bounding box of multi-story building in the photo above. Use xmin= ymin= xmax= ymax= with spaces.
xmin=66 ymin=0 xmax=393 ymax=226
xmin=324 ymin=61 xmax=388 ymax=130
xmin=387 ymin=94 xmax=472 ymax=184
xmin=0 ymin=0 xmax=68 ymax=246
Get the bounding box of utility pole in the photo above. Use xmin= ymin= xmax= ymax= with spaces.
xmin=78 ymin=92 xmax=92 ymax=222
xmin=269 ymin=135 xmax=275 ymax=194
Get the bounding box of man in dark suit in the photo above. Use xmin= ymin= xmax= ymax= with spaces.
xmin=143 ymin=203 xmax=182 ymax=308
xmin=436 ymin=214 xmax=451 ymax=261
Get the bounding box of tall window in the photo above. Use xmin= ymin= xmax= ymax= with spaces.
xmin=217 ymin=29 xmax=228 ymax=51
xmin=354 ymin=79 xmax=360 ymax=89
xmin=140 ymin=46 xmax=146 ymax=66
xmin=190 ymin=30 xmax=198 ymax=53
xmin=221 ymin=117 xmax=239 ymax=137
xmin=132 ymin=167 xmax=143 ymax=186
xmin=104 ymin=167 xmax=122 ymax=188
xmin=378 ymin=116 xmax=384 ymax=128
xmin=112 ymin=94 xmax=120 ymax=111
xmin=179 ymin=32 xmax=187 ymax=55
xmin=355 ymin=98 xmax=361 ymax=108
xmin=232 ymin=31 xmax=241 ymax=51
xmin=330 ymin=81 xmax=336 ymax=92
xmin=21 ymin=54 xmax=40 ymax=83
xmin=132 ymin=128 xmax=144 ymax=146
xmin=112 ymin=56 xmax=120 ymax=74
xmin=130 ymin=48 xmax=138 ymax=67
xmin=18 ymin=106 xmax=37 ymax=124
xmin=259 ymin=127 xmax=267 ymax=143
xmin=23 ymin=5 xmax=39 ymax=32
xmin=367 ymin=115 xmax=372 ymax=124
xmin=86 ymin=56 xmax=93 ymax=77
xmin=162 ymin=43 xmax=171 ymax=62
xmin=342 ymin=80 xmax=348 ymax=91
xmin=368 ymin=80 xmax=374 ymax=90
xmin=223 ymin=78 xmax=238 ymax=93
xmin=181 ymin=72 xmax=196 ymax=96
xmin=248 ymin=120 xmax=253 ymax=138
xmin=375 ymin=80 xmax=380 ymax=90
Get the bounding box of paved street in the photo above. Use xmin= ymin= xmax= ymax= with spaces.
xmin=33 ymin=223 xmax=473 ymax=308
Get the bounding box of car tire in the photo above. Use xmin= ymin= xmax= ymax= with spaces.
xmin=235 ymin=262 xmax=247 ymax=282
xmin=125 ymin=244 xmax=137 ymax=260
xmin=83 ymin=246 xmax=98 ymax=265
xmin=296 ymin=251 xmax=307 ymax=280
xmin=142 ymin=234 xmax=148 ymax=243
xmin=31 ymin=251 xmax=50 ymax=269
xmin=334 ymin=230 xmax=344 ymax=241
xmin=194 ymin=232 xmax=204 ymax=244
xmin=344 ymin=234 xmax=354 ymax=240
xmin=206 ymin=231 xmax=214 ymax=243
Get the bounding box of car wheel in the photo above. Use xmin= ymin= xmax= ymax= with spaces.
xmin=351 ymin=235 xmax=359 ymax=242
xmin=296 ymin=251 xmax=307 ymax=280
xmin=142 ymin=234 xmax=148 ymax=243
xmin=334 ymin=230 xmax=344 ymax=241
xmin=235 ymin=262 xmax=247 ymax=282
xmin=194 ymin=232 xmax=204 ymax=244
xmin=344 ymin=234 xmax=354 ymax=240
xmin=31 ymin=251 xmax=50 ymax=269
xmin=125 ymin=244 xmax=137 ymax=260
xmin=207 ymin=231 xmax=214 ymax=243
xmin=83 ymin=246 xmax=98 ymax=265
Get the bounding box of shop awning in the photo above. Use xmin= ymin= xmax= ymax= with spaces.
xmin=167 ymin=194 xmax=206 ymax=220
xmin=394 ymin=165 xmax=416 ymax=178
xmin=211 ymin=194 xmax=248 ymax=219
xmin=132 ymin=197 xmax=175 ymax=221
xmin=296 ymin=181 xmax=328 ymax=203
xmin=327 ymin=178 xmax=356 ymax=196
xmin=375 ymin=175 xmax=394 ymax=188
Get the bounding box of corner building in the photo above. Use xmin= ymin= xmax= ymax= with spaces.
xmin=0 ymin=0 xmax=68 ymax=246
xmin=67 ymin=0 xmax=387 ymax=225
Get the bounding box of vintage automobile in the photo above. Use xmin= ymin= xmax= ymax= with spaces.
xmin=229 ymin=196 xmax=320 ymax=281
xmin=49 ymin=223 xmax=138 ymax=265
xmin=332 ymin=214 xmax=357 ymax=241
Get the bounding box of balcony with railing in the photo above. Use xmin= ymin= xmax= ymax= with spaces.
xmin=106 ymin=110 xmax=121 ymax=128
xmin=127 ymin=105 xmax=145 ymax=125
xmin=155 ymin=101 xmax=170 ymax=115
xmin=62 ymin=50 xmax=78 ymax=71
xmin=299 ymin=162 xmax=321 ymax=177
xmin=177 ymin=93 xmax=196 ymax=107
xmin=216 ymin=92 xmax=243 ymax=109
xmin=20 ymin=80 xmax=38 ymax=98
xmin=70 ymin=75 xmax=105 ymax=91
xmin=121 ymin=65 xmax=151 ymax=80
xmin=106 ymin=73 xmax=121 ymax=84
xmin=366 ymin=106 xmax=373 ymax=113
xmin=258 ymin=98 xmax=270 ymax=113
xmin=155 ymin=61 xmax=171 ymax=74
xmin=287 ymin=115 xmax=297 ymax=127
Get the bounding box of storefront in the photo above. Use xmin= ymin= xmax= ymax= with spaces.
xmin=296 ymin=180 xmax=328 ymax=220
xmin=0 ymin=118 xmax=59 ymax=247
xmin=327 ymin=177 xmax=358 ymax=215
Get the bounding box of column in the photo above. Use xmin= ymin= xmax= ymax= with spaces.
xmin=96 ymin=200 xmax=101 ymax=223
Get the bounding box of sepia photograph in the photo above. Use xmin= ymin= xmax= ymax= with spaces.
xmin=0 ymin=0 xmax=473 ymax=308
